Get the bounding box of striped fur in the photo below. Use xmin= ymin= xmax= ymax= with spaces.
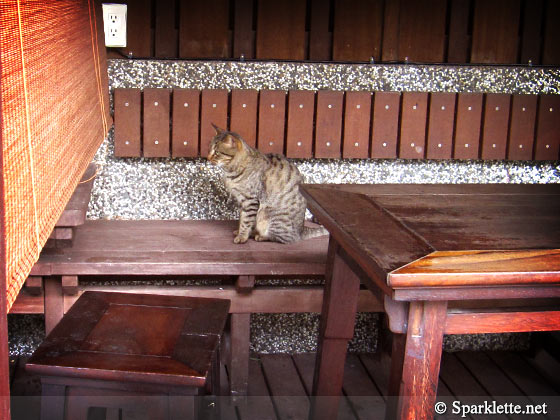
xmin=208 ymin=124 xmax=326 ymax=244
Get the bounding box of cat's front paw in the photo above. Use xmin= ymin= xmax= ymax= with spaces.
xmin=254 ymin=234 xmax=267 ymax=242
xmin=233 ymin=234 xmax=248 ymax=244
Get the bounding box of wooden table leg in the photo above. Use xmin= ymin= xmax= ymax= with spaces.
xmin=310 ymin=239 xmax=360 ymax=420
xmin=396 ymin=300 xmax=447 ymax=420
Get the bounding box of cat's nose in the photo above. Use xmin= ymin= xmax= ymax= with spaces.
xmin=207 ymin=151 xmax=215 ymax=162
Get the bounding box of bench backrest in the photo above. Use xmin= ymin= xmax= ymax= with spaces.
xmin=114 ymin=88 xmax=560 ymax=161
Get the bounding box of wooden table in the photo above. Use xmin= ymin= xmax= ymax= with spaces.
xmin=301 ymin=184 xmax=560 ymax=420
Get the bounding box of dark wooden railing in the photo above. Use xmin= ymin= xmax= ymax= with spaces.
xmin=110 ymin=0 xmax=560 ymax=65
xmin=113 ymin=88 xmax=560 ymax=160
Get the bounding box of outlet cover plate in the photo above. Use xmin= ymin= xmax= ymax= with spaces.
xmin=102 ymin=3 xmax=127 ymax=48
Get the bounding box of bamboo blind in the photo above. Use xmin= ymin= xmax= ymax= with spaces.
xmin=0 ymin=0 xmax=110 ymax=311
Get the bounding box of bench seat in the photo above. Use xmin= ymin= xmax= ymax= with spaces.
xmin=31 ymin=220 xmax=328 ymax=277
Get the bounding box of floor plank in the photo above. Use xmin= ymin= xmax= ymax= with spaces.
xmin=261 ymin=354 xmax=309 ymax=420
xmin=456 ymin=351 xmax=547 ymax=420
xmin=292 ymin=353 xmax=356 ymax=419
xmin=343 ymin=354 xmax=385 ymax=419
xmin=236 ymin=358 xmax=277 ymax=420
xmin=9 ymin=350 xmax=560 ymax=420
xmin=523 ymin=347 xmax=560 ymax=394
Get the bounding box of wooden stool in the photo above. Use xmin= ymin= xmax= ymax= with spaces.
xmin=26 ymin=291 xmax=230 ymax=420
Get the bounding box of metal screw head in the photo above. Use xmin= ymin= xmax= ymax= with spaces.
xmin=184 ymin=102 xmax=189 ymax=107
xmin=328 ymin=104 xmax=332 ymax=109
xmin=354 ymin=142 xmax=359 ymax=147
xmin=124 ymin=102 xmax=129 ymax=107
xmin=385 ymin=105 xmax=390 ymax=110
xmin=183 ymin=141 xmax=188 ymax=146
xmin=154 ymin=101 xmax=159 ymax=106
xmin=270 ymin=104 xmax=275 ymax=108
xmin=242 ymin=103 xmax=247 ymax=108
xmin=154 ymin=140 xmax=159 ymax=145
xmin=212 ymin=104 xmax=217 ymax=108
xmin=297 ymin=141 xmax=302 ymax=146
xmin=326 ymin=141 xmax=331 ymax=147
xmin=125 ymin=140 xmax=129 ymax=145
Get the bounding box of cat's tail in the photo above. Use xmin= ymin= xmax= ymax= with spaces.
xmin=301 ymin=223 xmax=329 ymax=240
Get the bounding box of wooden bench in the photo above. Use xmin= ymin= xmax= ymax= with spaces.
xmin=15 ymin=218 xmax=381 ymax=397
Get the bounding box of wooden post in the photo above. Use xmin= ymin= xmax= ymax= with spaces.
xmin=310 ymin=239 xmax=360 ymax=420
xmin=44 ymin=277 xmax=64 ymax=335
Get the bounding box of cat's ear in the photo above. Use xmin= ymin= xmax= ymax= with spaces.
xmin=211 ymin=123 xmax=225 ymax=134
xmin=223 ymin=134 xmax=238 ymax=148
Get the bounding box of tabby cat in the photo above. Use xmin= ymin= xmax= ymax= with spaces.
xmin=207 ymin=124 xmax=327 ymax=244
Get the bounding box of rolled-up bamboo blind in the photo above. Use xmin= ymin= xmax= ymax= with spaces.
xmin=1 ymin=0 xmax=110 ymax=311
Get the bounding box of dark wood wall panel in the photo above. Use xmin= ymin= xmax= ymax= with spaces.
xmin=233 ymin=0 xmax=255 ymax=59
xmin=179 ymin=0 xmax=230 ymax=58
xmin=230 ymin=89 xmax=258 ymax=147
xmin=286 ymin=91 xmax=315 ymax=158
xmin=507 ymin=94 xmax=537 ymax=160
xmin=380 ymin=0 xmax=400 ymax=62
xmin=114 ymin=89 xmax=141 ymax=157
xmin=332 ymin=0 xmax=383 ymax=62
xmin=172 ymin=89 xmax=200 ymax=157
xmin=155 ymin=0 xmax=177 ymax=58
xmin=371 ymin=92 xmax=400 ymax=158
xmin=315 ymin=91 xmax=344 ymax=158
xmin=471 ymin=0 xmax=521 ymax=64
xmin=257 ymin=90 xmax=286 ymax=154
xmin=256 ymin=0 xmax=306 ymax=60
xmin=397 ymin=0 xmax=447 ymax=63
xmin=426 ymin=93 xmax=456 ymax=159
xmin=200 ymin=89 xmax=229 ymax=157
xmin=543 ymin=0 xmax=560 ymax=65
xmin=106 ymin=0 xmax=558 ymax=65
xmin=399 ymin=92 xmax=428 ymax=159
xmin=309 ymin=0 xmax=332 ymax=61
xmin=113 ymin=89 xmax=556 ymax=162
xmin=481 ymin=93 xmax=511 ymax=160
xmin=520 ymin=0 xmax=544 ymax=65
xmin=143 ymin=89 xmax=171 ymax=157
xmin=453 ymin=93 xmax=483 ymax=159
xmin=342 ymin=91 xmax=371 ymax=158
xmin=535 ymin=95 xmax=560 ymax=160
xmin=447 ymin=0 xmax=471 ymax=63
xmin=123 ymin=0 xmax=151 ymax=58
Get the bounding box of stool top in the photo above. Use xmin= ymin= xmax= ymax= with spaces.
xmin=27 ymin=291 xmax=230 ymax=388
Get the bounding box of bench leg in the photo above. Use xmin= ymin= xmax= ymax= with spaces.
xmin=229 ymin=313 xmax=250 ymax=397
xmin=44 ymin=277 xmax=64 ymax=335
xmin=395 ymin=300 xmax=447 ymax=420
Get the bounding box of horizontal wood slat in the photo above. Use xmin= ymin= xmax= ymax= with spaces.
xmin=112 ymin=89 xmax=558 ymax=161
xmin=110 ymin=0 xmax=560 ymax=65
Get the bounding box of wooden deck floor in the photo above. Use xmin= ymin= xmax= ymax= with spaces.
xmin=9 ymin=348 xmax=560 ymax=420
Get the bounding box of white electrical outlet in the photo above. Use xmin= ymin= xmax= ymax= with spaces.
xmin=102 ymin=3 xmax=127 ymax=48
